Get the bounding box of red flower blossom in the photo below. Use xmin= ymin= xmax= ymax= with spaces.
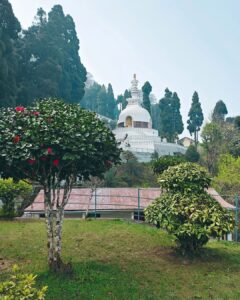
xmin=53 ymin=159 xmax=59 ymax=167
xmin=15 ymin=106 xmax=25 ymax=112
xmin=104 ymin=160 xmax=112 ymax=168
xmin=13 ymin=135 xmax=20 ymax=143
xmin=33 ymin=111 xmax=40 ymax=116
xmin=47 ymin=147 xmax=53 ymax=154
xmin=27 ymin=159 xmax=36 ymax=165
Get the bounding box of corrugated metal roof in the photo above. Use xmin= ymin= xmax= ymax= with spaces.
xmin=25 ymin=187 xmax=235 ymax=212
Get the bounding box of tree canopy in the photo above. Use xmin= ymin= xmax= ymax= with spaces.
xmin=142 ymin=81 xmax=152 ymax=115
xmin=16 ymin=5 xmax=87 ymax=106
xmin=187 ymin=91 xmax=204 ymax=145
xmin=0 ymin=98 xmax=121 ymax=271
xmin=158 ymin=89 xmax=184 ymax=142
xmin=0 ymin=0 xmax=21 ymax=107
xmin=0 ymin=2 xmax=87 ymax=108
xmin=212 ymin=100 xmax=228 ymax=123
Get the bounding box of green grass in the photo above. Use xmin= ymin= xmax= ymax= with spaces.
xmin=1 ymin=219 xmax=240 ymax=300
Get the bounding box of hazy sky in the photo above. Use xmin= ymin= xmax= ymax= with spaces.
xmin=10 ymin=0 xmax=240 ymax=136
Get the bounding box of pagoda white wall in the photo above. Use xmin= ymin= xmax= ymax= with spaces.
xmin=113 ymin=127 xmax=186 ymax=162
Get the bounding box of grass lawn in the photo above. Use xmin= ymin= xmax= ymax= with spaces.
xmin=0 ymin=219 xmax=240 ymax=300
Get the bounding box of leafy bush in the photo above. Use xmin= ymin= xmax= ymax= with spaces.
xmin=158 ymin=162 xmax=211 ymax=194
xmin=0 ymin=265 xmax=47 ymax=299
xmin=145 ymin=193 xmax=233 ymax=252
xmin=152 ymin=155 xmax=185 ymax=175
xmin=185 ymin=145 xmax=200 ymax=162
xmin=145 ymin=162 xmax=233 ymax=253
xmin=213 ymin=154 xmax=240 ymax=196
xmin=0 ymin=178 xmax=32 ymax=218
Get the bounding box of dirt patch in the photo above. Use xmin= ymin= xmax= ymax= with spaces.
xmin=0 ymin=257 xmax=13 ymax=271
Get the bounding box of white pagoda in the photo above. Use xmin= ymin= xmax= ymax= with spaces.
xmin=113 ymin=75 xmax=186 ymax=162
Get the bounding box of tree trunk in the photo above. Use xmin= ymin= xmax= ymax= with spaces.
xmin=44 ymin=177 xmax=73 ymax=273
xmin=194 ymin=131 xmax=197 ymax=146
xmin=45 ymin=202 xmax=54 ymax=266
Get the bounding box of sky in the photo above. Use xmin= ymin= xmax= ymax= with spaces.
xmin=10 ymin=0 xmax=240 ymax=136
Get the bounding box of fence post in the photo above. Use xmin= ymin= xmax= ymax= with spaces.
xmin=94 ymin=188 xmax=97 ymax=219
xmin=137 ymin=188 xmax=140 ymax=221
xmin=234 ymin=194 xmax=238 ymax=242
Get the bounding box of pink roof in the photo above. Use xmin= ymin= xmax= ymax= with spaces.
xmin=25 ymin=187 xmax=234 ymax=212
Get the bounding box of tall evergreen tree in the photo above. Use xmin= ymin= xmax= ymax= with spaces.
xmin=142 ymin=81 xmax=152 ymax=115
xmin=97 ymin=85 xmax=107 ymax=116
xmin=16 ymin=5 xmax=86 ymax=105
xmin=0 ymin=0 xmax=21 ymax=107
xmin=123 ymin=89 xmax=131 ymax=110
xmin=212 ymin=100 xmax=228 ymax=123
xmin=159 ymin=89 xmax=172 ymax=141
xmin=172 ymin=92 xmax=184 ymax=136
xmin=81 ymin=81 xmax=101 ymax=111
xmin=158 ymin=89 xmax=183 ymax=142
xmin=187 ymin=91 xmax=204 ymax=145
xmin=151 ymin=103 xmax=160 ymax=131
xmin=117 ymin=94 xmax=124 ymax=112
xmin=106 ymin=83 xmax=116 ymax=119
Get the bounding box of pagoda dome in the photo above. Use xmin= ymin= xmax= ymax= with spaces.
xmin=118 ymin=104 xmax=151 ymax=128
xmin=117 ymin=74 xmax=152 ymax=129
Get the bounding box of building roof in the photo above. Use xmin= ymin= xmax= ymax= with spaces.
xmin=25 ymin=187 xmax=234 ymax=212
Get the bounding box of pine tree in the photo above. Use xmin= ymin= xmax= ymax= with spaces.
xmin=81 ymin=82 xmax=101 ymax=111
xmin=16 ymin=5 xmax=86 ymax=105
xmin=151 ymin=103 xmax=160 ymax=131
xmin=117 ymin=94 xmax=124 ymax=111
xmin=0 ymin=0 xmax=21 ymax=107
xmin=142 ymin=81 xmax=152 ymax=115
xmin=106 ymin=83 xmax=116 ymax=119
xmin=123 ymin=89 xmax=131 ymax=110
xmin=172 ymin=92 xmax=184 ymax=136
xmin=212 ymin=100 xmax=228 ymax=123
xmin=97 ymin=85 xmax=107 ymax=116
xmin=158 ymin=89 xmax=183 ymax=142
xmin=187 ymin=91 xmax=204 ymax=145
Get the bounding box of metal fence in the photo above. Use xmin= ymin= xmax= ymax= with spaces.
xmin=21 ymin=189 xmax=240 ymax=242
xmin=24 ymin=188 xmax=162 ymax=221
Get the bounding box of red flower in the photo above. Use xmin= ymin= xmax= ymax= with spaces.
xmin=13 ymin=135 xmax=20 ymax=143
xmin=47 ymin=147 xmax=53 ymax=154
xmin=53 ymin=159 xmax=59 ymax=167
xmin=33 ymin=111 xmax=40 ymax=116
xmin=15 ymin=106 xmax=25 ymax=112
xmin=27 ymin=159 xmax=36 ymax=165
xmin=104 ymin=160 xmax=112 ymax=168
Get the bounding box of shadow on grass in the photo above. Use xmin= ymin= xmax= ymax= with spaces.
xmin=37 ymin=261 xmax=155 ymax=300
xmin=151 ymin=241 xmax=240 ymax=268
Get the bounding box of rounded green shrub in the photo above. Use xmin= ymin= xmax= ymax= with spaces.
xmin=145 ymin=162 xmax=233 ymax=253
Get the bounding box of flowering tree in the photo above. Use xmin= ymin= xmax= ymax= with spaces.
xmin=0 ymin=99 xmax=121 ymax=271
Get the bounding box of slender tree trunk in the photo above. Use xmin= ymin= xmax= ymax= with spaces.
xmin=194 ymin=131 xmax=197 ymax=146
xmin=44 ymin=176 xmax=74 ymax=272
xmin=54 ymin=207 xmax=64 ymax=264
xmin=45 ymin=201 xmax=54 ymax=266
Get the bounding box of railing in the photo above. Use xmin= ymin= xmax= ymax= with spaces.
xmin=22 ymin=189 xmax=240 ymax=241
